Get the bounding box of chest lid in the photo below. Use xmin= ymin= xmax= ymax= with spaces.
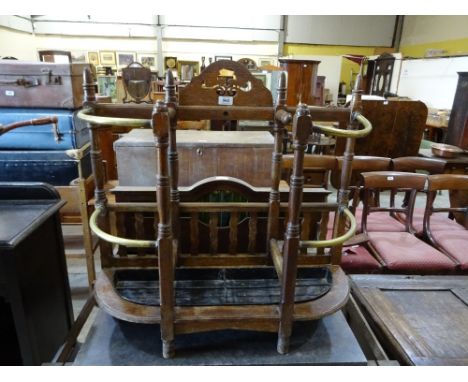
xmin=0 ymin=61 xmax=90 ymax=78
xmin=114 ymin=129 xmax=274 ymax=149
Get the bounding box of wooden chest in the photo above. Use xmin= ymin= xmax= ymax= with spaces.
xmin=0 ymin=61 xmax=90 ymax=109
xmin=114 ymin=129 xmax=275 ymax=187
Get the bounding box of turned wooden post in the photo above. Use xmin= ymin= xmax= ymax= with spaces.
xmin=267 ymin=72 xmax=290 ymax=252
xmin=83 ymin=68 xmax=113 ymax=269
xmin=152 ymin=101 xmax=175 ymax=358
xmin=277 ymin=103 xmax=311 ymax=354
xmin=330 ymin=63 xmax=364 ymax=264
xmin=164 ymin=70 xmax=180 ymax=250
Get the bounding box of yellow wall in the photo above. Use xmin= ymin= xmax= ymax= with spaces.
xmin=284 ymin=44 xmax=394 ymax=93
xmin=400 ymin=16 xmax=468 ymax=58
xmin=400 ymin=37 xmax=468 ymax=58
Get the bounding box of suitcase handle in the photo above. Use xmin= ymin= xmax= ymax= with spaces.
xmin=0 ymin=116 xmax=62 ymax=142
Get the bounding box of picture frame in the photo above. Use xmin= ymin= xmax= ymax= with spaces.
xmin=137 ymin=53 xmax=157 ymax=70
xmin=258 ymin=58 xmax=275 ymax=67
xmin=71 ymin=51 xmax=87 ymax=63
xmin=177 ymin=60 xmax=200 ymax=82
xmin=164 ymin=56 xmax=178 ymax=70
xmin=99 ymin=51 xmax=116 ymax=66
xmin=215 ymin=56 xmax=233 ymax=62
xmin=117 ymin=52 xmax=137 ymax=68
xmin=97 ymin=75 xmax=117 ymax=100
xmin=87 ymin=51 xmax=100 ymax=66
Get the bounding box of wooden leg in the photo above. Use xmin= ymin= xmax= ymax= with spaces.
xmin=158 ymin=233 xmax=175 ymax=359
xmin=162 ymin=340 xmax=175 ymax=359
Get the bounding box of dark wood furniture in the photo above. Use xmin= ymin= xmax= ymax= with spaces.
xmin=335 ymin=100 xmax=428 ymax=158
xmin=422 ymin=174 xmax=468 ymax=270
xmin=445 ymin=72 xmax=468 ymax=150
xmin=78 ymin=60 xmax=372 ymax=358
xmin=351 ymin=274 xmax=468 ymax=365
xmin=360 ymin=171 xmax=457 ymax=273
xmin=419 ymin=148 xmax=468 ymax=226
xmin=0 ymin=183 xmax=73 ymax=365
xmin=369 ymin=53 xmax=395 ymax=96
xmin=279 ymin=59 xmax=321 ymax=106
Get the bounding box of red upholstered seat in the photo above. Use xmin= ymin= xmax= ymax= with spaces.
xmin=368 ymin=231 xmax=457 ymax=272
xmin=340 ymin=245 xmax=382 ymax=273
xmin=327 ymin=209 xmax=406 ymax=233
xmin=397 ymin=208 xmax=465 ymax=235
xmin=431 ymin=230 xmax=468 ymax=270
xmin=325 ymin=229 xmax=381 ymax=273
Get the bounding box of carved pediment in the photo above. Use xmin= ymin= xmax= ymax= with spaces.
xmin=179 ymin=60 xmax=273 ymax=107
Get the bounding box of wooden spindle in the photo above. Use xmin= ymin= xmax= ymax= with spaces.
xmin=152 ymin=100 xmax=175 ymax=358
xmin=267 ymin=72 xmax=289 ymax=253
xmin=190 ymin=212 xmax=199 ymax=255
xmin=331 ymin=61 xmax=364 ymax=264
xmin=229 ymin=211 xmax=239 ymax=255
xmin=134 ymin=212 xmax=145 ymax=256
xmin=83 ymin=68 xmax=113 ymax=267
xmin=248 ymin=212 xmax=258 ymax=254
xmin=300 ymin=213 xmax=312 ymax=241
xmin=164 ymin=70 xmax=181 ymax=248
xmin=209 ymin=213 xmax=219 ymax=255
xmin=277 ymin=103 xmax=311 ymax=355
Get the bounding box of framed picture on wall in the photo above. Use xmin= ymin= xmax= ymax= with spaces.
xmin=215 ymin=56 xmax=233 ymax=61
xmin=71 ymin=51 xmax=87 ymax=63
xmin=258 ymin=58 xmax=276 ymax=67
xmin=99 ymin=51 xmax=116 ymax=66
xmin=137 ymin=53 xmax=157 ymax=70
xmin=87 ymin=52 xmax=100 ymax=66
xmin=177 ymin=60 xmax=200 ymax=82
xmin=117 ymin=52 xmax=137 ymax=68
xmin=164 ymin=56 xmax=177 ymax=70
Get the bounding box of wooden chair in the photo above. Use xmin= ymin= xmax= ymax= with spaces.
xmin=282 ymin=154 xmax=337 ymax=189
xmin=423 ymin=174 xmax=468 ymax=271
xmin=361 ymin=171 xmax=457 ymax=273
xmin=391 ymin=156 xmax=449 ymax=235
xmin=330 ymin=156 xmax=403 ymax=233
xmin=78 ymin=60 xmax=372 ymax=358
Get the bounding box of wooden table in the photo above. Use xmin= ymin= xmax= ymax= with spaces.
xmin=351 ymin=274 xmax=468 ymax=365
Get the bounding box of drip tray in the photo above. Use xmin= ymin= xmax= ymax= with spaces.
xmin=114 ymin=267 xmax=332 ymax=307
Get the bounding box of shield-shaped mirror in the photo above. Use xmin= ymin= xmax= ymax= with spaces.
xmin=122 ymin=62 xmax=152 ymax=103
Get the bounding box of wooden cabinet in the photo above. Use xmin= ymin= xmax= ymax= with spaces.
xmin=0 ymin=183 xmax=73 ymax=365
xmin=279 ymin=59 xmax=321 ymax=106
xmin=445 ymin=72 xmax=468 ymax=150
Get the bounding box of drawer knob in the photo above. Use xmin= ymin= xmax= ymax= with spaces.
xmin=197 ymin=148 xmax=203 ymax=156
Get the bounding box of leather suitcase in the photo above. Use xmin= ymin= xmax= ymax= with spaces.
xmin=0 ymin=61 xmax=90 ymax=109
xmin=0 ymin=145 xmax=91 ymax=186
xmin=0 ymin=107 xmax=89 ymax=150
